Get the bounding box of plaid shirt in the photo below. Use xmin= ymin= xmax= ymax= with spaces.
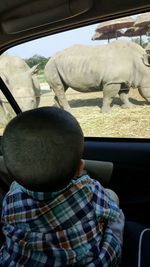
xmin=0 ymin=175 xmax=121 ymax=267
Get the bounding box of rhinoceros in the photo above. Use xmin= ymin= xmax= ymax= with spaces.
xmin=44 ymin=40 xmax=150 ymax=112
xmin=0 ymin=54 xmax=41 ymax=124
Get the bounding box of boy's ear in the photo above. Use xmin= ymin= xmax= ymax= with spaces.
xmin=76 ymin=159 xmax=84 ymax=177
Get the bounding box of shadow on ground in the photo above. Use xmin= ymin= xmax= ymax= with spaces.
xmin=69 ymin=97 xmax=102 ymax=108
xmin=69 ymin=97 xmax=147 ymax=108
xmin=129 ymin=98 xmax=147 ymax=106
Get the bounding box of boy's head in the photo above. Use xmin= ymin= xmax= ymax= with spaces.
xmin=2 ymin=107 xmax=84 ymax=192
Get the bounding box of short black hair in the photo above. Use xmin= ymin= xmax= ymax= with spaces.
xmin=2 ymin=107 xmax=84 ymax=192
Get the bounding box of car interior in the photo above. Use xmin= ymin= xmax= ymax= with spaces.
xmin=0 ymin=0 xmax=150 ymax=266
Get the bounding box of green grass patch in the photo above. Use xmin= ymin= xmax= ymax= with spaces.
xmin=37 ymin=72 xmax=46 ymax=83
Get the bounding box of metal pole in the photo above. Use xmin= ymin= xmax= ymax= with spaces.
xmin=140 ymin=35 xmax=142 ymax=45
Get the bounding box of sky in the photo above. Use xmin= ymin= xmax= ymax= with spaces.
xmin=7 ymin=23 xmax=103 ymax=59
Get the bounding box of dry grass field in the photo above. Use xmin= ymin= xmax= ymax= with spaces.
xmin=39 ymin=83 xmax=150 ymax=138
xmin=0 ymin=82 xmax=150 ymax=138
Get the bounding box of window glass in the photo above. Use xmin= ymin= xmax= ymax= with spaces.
xmin=1 ymin=13 xmax=150 ymax=138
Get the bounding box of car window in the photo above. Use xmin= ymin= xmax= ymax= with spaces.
xmin=1 ymin=12 xmax=150 ymax=138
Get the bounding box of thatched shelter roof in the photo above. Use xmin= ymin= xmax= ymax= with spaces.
xmin=124 ymin=27 xmax=147 ymax=37
xmin=91 ymin=29 xmax=124 ymax=41
xmin=96 ymin=17 xmax=134 ymax=32
xmin=134 ymin=12 xmax=150 ymax=27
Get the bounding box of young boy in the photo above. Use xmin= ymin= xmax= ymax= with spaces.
xmin=0 ymin=106 xmax=124 ymax=266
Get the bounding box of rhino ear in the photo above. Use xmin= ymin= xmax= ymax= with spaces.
xmin=29 ymin=64 xmax=39 ymax=75
xmin=142 ymin=54 xmax=150 ymax=67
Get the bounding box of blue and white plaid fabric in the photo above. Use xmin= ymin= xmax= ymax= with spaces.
xmin=0 ymin=175 xmax=121 ymax=266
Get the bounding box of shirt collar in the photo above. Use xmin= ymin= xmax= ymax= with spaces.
xmin=19 ymin=182 xmax=72 ymax=201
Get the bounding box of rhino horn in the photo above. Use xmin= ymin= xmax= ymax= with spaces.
xmin=142 ymin=54 xmax=150 ymax=67
xmin=29 ymin=64 xmax=39 ymax=75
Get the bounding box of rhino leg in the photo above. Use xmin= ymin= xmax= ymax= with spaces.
xmin=102 ymin=84 xmax=121 ymax=113
xmin=54 ymin=95 xmax=62 ymax=108
xmin=119 ymin=86 xmax=133 ymax=108
xmin=0 ymin=100 xmax=12 ymax=125
xmin=52 ymin=85 xmax=71 ymax=112
xmin=32 ymin=75 xmax=41 ymax=107
xmin=45 ymin=65 xmax=71 ymax=111
xmin=0 ymin=102 xmax=7 ymax=126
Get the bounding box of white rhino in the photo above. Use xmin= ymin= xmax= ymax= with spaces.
xmin=0 ymin=54 xmax=41 ymax=124
xmin=44 ymin=40 xmax=150 ymax=112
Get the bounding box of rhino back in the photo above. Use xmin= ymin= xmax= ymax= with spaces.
xmin=110 ymin=40 xmax=145 ymax=52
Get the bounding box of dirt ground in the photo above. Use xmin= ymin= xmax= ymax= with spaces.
xmin=39 ymin=83 xmax=150 ymax=138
